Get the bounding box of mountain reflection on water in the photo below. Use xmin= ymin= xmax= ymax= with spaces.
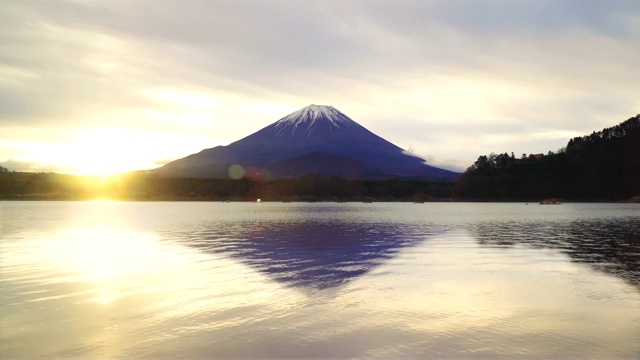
xmin=179 ymin=220 xmax=446 ymax=290
xmin=471 ymin=216 xmax=640 ymax=288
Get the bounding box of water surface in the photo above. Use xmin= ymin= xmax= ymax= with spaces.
xmin=1 ymin=202 xmax=639 ymax=358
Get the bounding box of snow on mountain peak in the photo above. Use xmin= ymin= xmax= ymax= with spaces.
xmin=300 ymin=104 xmax=341 ymax=119
xmin=274 ymin=104 xmax=358 ymax=136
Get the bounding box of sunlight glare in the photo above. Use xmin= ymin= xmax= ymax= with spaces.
xmin=36 ymin=128 xmax=177 ymax=175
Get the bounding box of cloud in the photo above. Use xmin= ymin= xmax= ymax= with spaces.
xmin=1 ymin=1 xmax=639 ymax=174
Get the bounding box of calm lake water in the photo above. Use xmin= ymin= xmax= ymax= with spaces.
xmin=1 ymin=201 xmax=640 ymax=359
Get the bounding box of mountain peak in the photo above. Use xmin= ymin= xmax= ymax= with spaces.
xmin=274 ymin=104 xmax=357 ymax=136
xmin=295 ymin=104 xmax=339 ymax=119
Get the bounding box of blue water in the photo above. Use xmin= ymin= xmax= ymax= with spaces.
xmin=1 ymin=201 xmax=639 ymax=358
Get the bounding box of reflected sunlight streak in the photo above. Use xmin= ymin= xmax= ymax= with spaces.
xmin=5 ymin=225 xmax=300 ymax=307
xmin=57 ymin=228 xmax=167 ymax=303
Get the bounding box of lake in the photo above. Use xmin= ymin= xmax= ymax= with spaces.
xmin=1 ymin=201 xmax=639 ymax=359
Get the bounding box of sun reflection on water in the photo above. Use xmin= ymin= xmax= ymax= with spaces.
xmin=2 ymin=219 xmax=304 ymax=358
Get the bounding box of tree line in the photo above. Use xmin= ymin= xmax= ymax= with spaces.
xmin=453 ymin=114 xmax=640 ymax=201
xmin=0 ymin=171 xmax=454 ymax=202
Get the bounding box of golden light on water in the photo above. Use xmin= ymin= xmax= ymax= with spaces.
xmin=21 ymin=227 xmax=163 ymax=303
xmin=1 ymin=214 xmax=302 ymax=358
xmin=4 ymin=222 xmax=296 ymax=306
xmin=64 ymin=228 xmax=155 ymax=276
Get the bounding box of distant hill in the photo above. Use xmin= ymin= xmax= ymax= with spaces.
xmin=454 ymin=114 xmax=640 ymax=201
xmin=154 ymin=104 xmax=460 ymax=181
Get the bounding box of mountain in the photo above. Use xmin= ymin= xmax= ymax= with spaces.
xmin=155 ymin=104 xmax=460 ymax=181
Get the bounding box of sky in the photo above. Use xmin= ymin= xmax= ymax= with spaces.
xmin=1 ymin=0 xmax=639 ymax=174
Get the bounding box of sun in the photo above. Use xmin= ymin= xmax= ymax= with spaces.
xmin=62 ymin=129 xmax=139 ymax=175
xmin=18 ymin=128 xmax=154 ymax=175
xmin=47 ymin=128 xmax=164 ymax=175
xmin=68 ymin=148 xmax=143 ymax=175
xmin=16 ymin=126 xmax=210 ymax=175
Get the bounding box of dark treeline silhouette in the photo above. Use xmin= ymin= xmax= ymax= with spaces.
xmin=454 ymin=114 xmax=640 ymax=201
xmin=0 ymin=171 xmax=454 ymax=202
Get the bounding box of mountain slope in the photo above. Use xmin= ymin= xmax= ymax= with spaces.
xmin=265 ymin=151 xmax=386 ymax=179
xmin=156 ymin=104 xmax=459 ymax=181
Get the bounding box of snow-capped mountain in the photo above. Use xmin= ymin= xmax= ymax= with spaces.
xmin=273 ymin=104 xmax=357 ymax=135
xmin=155 ymin=105 xmax=460 ymax=180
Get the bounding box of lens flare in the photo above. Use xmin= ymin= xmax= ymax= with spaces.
xmin=228 ymin=164 xmax=244 ymax=179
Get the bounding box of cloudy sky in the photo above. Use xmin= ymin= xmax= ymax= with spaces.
xmin=1 ymin=0 xmax=639 ymax=174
